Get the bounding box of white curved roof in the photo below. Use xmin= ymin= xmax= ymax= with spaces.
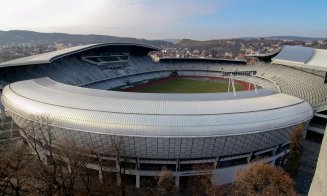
xmin=1 ymin=78 xmax=313 ymax=137
xmin=0 ymin=44 xmax=97 ymax=67
xmin=272 ymin=45 xmax=327 ymax=71
xmin=0 ymin=43 xmax=159 ymax=68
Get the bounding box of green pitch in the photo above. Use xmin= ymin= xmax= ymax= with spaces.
xmin=131 ymin=78 xmax=244 ymax=93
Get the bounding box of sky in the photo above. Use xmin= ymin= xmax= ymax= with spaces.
xmin=0 ymin=0 xmax=327 ymax=40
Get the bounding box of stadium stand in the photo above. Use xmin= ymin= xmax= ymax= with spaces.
xmin=0 ymin=43 xmax=326 ymax=187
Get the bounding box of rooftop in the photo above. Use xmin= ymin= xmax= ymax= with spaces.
xmin=0 ymin=43 xmax=159 ymax=68
xmin=272 ymin=45 xmax=327 ymax=71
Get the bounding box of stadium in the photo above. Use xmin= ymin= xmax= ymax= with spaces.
xmin=0 ymin=43 xmax=326 ymax=187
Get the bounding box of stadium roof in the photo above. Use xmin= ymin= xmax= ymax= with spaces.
xmin=0 ymin=43 xmax=159 ymax=68
xmin=2 ymin=77 xmax=313 ymax=137
xmin=245 ymin=48 xmax=282 ymax=58
xmin=272 ymin=45 xmax=327 ymax=71
xmin=159 ymin=57 xmax=246 ymax=64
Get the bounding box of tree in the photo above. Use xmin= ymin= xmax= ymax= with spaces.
xmin=287 ymin=124 xmax=305 ymax=177
xmin=233 ymin=162 xmax=295 ymax=196
xmin=1 ymin=114 xmax=130 ymax=195
xmin=19 ymin=114 xmax=133 ymax=195
xmin=141 ymin=177 xmax=157 ymax=195
xmin=91 ymin=150 xmax=120 ymax=195
xmin=19 ymin=115 xmax=96 ymax=195
xmin=92 ymin=135 xmax=126 ymax=195
xmin=187 ymin=163 xmax=218 ymax=196
xmin=155 ymin=166 xmax=177 ymax=196
xmin=0 ymin=143 xmax=33 ymax=195
xmin=55 ymin=138 xmax=96 ymax=195
xmin=18 ymin=115 xmax=64 ymax=194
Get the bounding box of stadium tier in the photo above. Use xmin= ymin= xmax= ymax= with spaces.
xmin=0 ymin=43 xmax=326 ymax=186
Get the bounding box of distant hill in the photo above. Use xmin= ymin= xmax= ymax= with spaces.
xmin=1 ymin=30 xmax=326 ymax=50
xmin=0 ymin=30 xmax=171 ymax=48
xmin=162 ymin=39 xmax=180 ymax=44
xmin=176 ymin=39 xmax=226 ymax=47
xmin=174 ymin=39 xmax=242 ymax=50
xmin=240 ymin=36 xmax=326 ymax=42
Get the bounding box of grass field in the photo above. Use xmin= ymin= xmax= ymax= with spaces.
xmin=126 ymin=77 xmax=245 ymax=93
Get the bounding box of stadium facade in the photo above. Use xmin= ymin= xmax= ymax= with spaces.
xmin=0 ymin=43 xmax=326 ymax=187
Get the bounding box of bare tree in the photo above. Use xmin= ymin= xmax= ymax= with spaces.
xmin=155 ymin=166 xmax=177 ymax=196
xmin=69 ymin=134 xmax=127 ymax=195
xmin=187 ymin=163 xmax=219 ymax=196
xmin=141 ymin=177 xmax=157 ymax=195
xmin=73 ymin=147 xmax=103 ymax=195
xmin=233 ymin=162 xmax=295 ymax=196
xmin=18 ymin=115 xmax=92 ymax=195
xmin=287 ymin=123 xmax=305 ymax=177
xmin=12 ymin=115 xmax=140 ymax=195
xmin=56 ymin=138 xmax=96 ymax=195
xmin=0 ymin=143 xmax=33 ymax=195
xmin=110 ymin=135 xmax=124 ymax=186
xmin=89 ymin=151 xmax=120 ymax=195
xmin=18 ymin=115 xmax=63 ymax=194
xmin=96 ymin=135 xmax=126 ymax=195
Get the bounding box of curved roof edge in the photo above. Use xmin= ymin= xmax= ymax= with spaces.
xmin=272 ymin=45 xmax=327 ymax=71
xmin=159 ymin=57 xmax=246 ymax=64
xmin=0 ymin=43 xmax=160 ymax=69
xmin=1 ymin=78 xmax=313 ymax=137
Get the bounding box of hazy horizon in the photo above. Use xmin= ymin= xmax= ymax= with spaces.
xmin=1 ymin=0 xmax=327 ymax=40
xmin=2 ymin=29 xmax=327 ymax=41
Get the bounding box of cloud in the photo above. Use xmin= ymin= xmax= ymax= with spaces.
xmin=0 ymin=0 xmax=220 ymax=38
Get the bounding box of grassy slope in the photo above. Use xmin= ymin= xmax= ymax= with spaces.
xmin=132 ymin=78 xmax=244 ymax=93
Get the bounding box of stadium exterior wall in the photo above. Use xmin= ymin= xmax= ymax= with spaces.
xmin=5 ymin=109 xmax=305 ymax=185
xmin=1 ymin=78 xmax=313 ymax=186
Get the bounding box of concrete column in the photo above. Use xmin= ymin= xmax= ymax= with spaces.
xmin=116 ymin=159 xmax=121 ymax=186
xmin=136 ymin=174 xmax=140 ymax=188
xmin=214 ymin=157 xmax=219 ymax=169
xmin=304 ymin=121 xmax=310 ymax=138
xmin=98 ymin=169 xmax=103 ymax=183
xmin=276 ymin=144 xmax=282 ymax=156
xmin=0 ymin=104 xmax=5 ymax=119
xmin=36 ymin=147 xmax=48 ymax=165
xmin=67 ymin=163 xmax=72 ymax=174
xmin=136 ymin=158 xmax=140 ymax=188
xmin=176 ymin=159 xmax=179 ymax=172
xmin=175 ymin=175 xmax=180 ymax=187
xmin=247 ymin=153 xmax=254 ymax=163
xmin=273 ymin=147 xmax=278 ymax=156
xmin=10 ymin=119 xmax=14 ymax=131
xmin=137 ymin=158 xmax=140 ymax=170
